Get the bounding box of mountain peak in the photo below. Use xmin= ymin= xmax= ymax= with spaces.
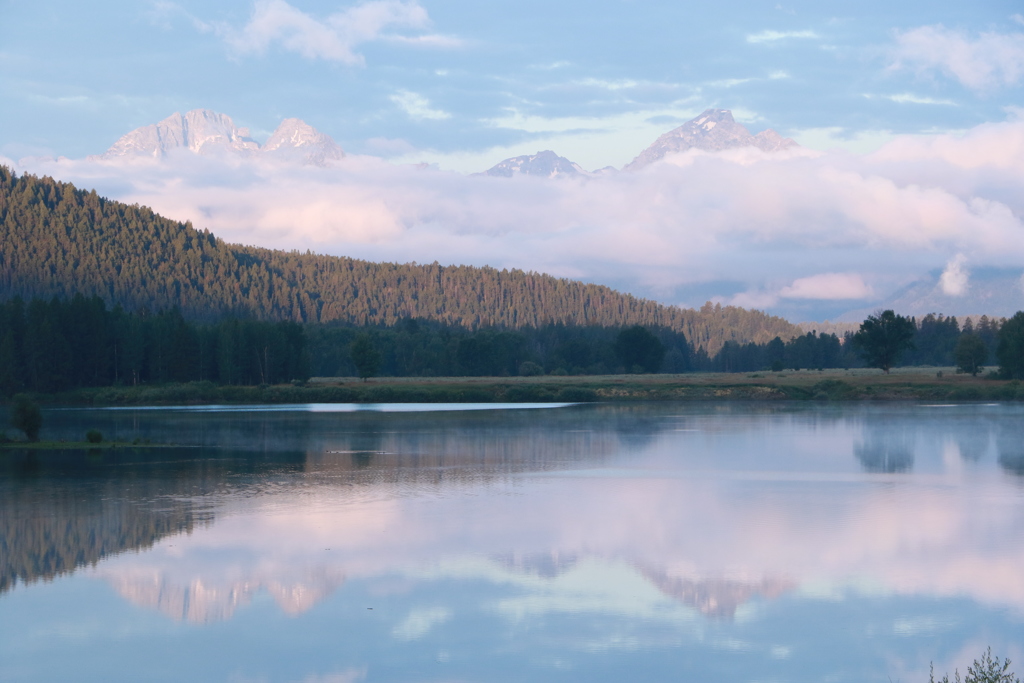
xmin=624 ymin=108 xmax=797 ymax=171
xmin=99 ymin=110 xmax=343 ymax=165
xmin=482 ymin=150 xmax=585 ymax=178
xmin=101 ymin=109 xmax=259 ymax=159
xmin=262 ymin=118 xmax=344 ymax=166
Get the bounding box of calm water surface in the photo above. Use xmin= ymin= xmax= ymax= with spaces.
xmin=2 ymin=402 xmax=1024 ymax=682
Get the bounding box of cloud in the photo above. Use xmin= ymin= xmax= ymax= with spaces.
xmin=939 ymin=254 xmax=969 ymax=296
xmin=869 ymin=118 xmax=1024 ymax=169
xmin=15 ymin=116 xmax=1024 ymax=318
xmin=865 ymin=93 xmax=957 ymax=106
xmin=729 ymin=290 xmax=781 ymax=310
xmin=217 ymin=0 xmax=446 ymax=65
xmin=892 ymin=25 xmax=1024 ymax=91
xmin=390 ymin=90 xmax=450 ymax=120
xmin=746 ymin=30 xmax=818 ymax=44
xmin=780 ymin=273 xmax=874 ymax=300
xmin=147 ymin=1 xmax=212 ymax=32
xmin=572 ymin=78 xmax=680 ymax=92
xmin=391 ymin=607 xmax=451 ymax=640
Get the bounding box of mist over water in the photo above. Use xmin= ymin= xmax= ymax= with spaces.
xmin=2 ymin=402 xmax=1023 ymax=682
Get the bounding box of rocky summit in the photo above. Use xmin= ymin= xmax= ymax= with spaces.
xmin=482 ymin=150 xmax=586 ymax=178
xmin=260 ymin=118 xmax=345 ymax=165
xmin=99 ymin=109 xmax=344 ymax=165
xmin=623 ymin=109 xmax=797 ymax=171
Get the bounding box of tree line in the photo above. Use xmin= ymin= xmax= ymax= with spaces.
xmin=0 ymin=166 xmax=797 ymax=356
xmin=308 ymin=320 xmax=689 ymax=379
xmin=705 ymin=312 xmax=1012 ymax=375
xmin=7 ymin=293 xmax=1024 ymax=395
xmin=0 ymin=295 xmax=307 ymax=394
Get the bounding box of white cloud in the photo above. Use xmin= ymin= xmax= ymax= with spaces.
xmin=217 ymin=0 xmax=447 ymax=65
xmin=865 ymin=93 xmax=957 ymax=106
xmin=390 ymin=90 xmax=450 ymax=120
xmin=869 ymin=119 xmax=1024 ymax=170
xmin=391 ymin=607 xmax=451 ymax=640
xmin=147 ymin=1 xmax=212 ymax=32
xmin=707 ymin=77 xmax=754 ymax=89
xmin=892 ymin=25 xmax=1024 ymax=91
xmin=939 ymin=254 xmax=969 ymax=296
xmin=572 ymin=78 xmax=679 ymax=91
xmin=746 ymin=30 xmax=818 ymax=44
xmin=729 ymin=290 xmax=780 ymax=310
xmin=780 ymin=273 xmax=874 ymax=300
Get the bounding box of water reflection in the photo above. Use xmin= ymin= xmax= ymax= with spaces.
xmin=0 ymin=449 xmax=224 ymax=593
xmin=855 ymin=421 xmax=915 ymax=473
xmin=3 ymin=403 xmax=1024 ymax=682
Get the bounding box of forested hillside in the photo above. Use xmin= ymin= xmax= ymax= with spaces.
xmin=0 ymin=167 xmax=798 ymax=355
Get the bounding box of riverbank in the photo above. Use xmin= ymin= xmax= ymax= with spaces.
xmin=16 ymin=367 xmax=1023 ymax=405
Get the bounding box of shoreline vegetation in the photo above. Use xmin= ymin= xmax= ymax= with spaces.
xmin=11 ymin=367 xmax=1024 ymax=406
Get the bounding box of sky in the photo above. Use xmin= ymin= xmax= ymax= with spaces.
xmin=3 ymin=0 xmax=1024 ymax=321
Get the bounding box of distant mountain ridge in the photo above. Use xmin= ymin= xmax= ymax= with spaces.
xmin=836 ymin=267 xmax=1024 ymax=322
xmin=98 ymin=109 xmax=344 ymax=166
xmin=93 ymin=107 xmax=796 ymax=175
xmin=482 ymin=150 xmax=586 ymax=178
xmin=482 ymin=109 xmax=797 ymax=175
xmin=0 ymin=167 xmax=800 ymax=354
xmin=624 ymin=109 xmax=797 ymax=171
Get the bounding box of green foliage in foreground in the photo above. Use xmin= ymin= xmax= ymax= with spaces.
xmin=931 ymin=648 xmax=1019 ymax=683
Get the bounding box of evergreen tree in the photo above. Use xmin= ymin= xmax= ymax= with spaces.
xmin=853 ymin=310 xmax=916 ymax=373
xmin=997 ymin=312 xmax=1024 ymax=379
xmin=615 ymin=326 xmax=666 ymax=373
xmin=955 ymin=333 xmax=988 ymax=376
xmin=350 ymin=334 xmax=382 ymax=381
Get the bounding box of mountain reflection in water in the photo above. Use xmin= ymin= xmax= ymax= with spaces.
xmin=3 ymin=402 xmax=1024 ymax=682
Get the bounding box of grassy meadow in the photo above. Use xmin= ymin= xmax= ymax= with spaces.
xmin=20 ymin=366 xmax=1022 ymax=406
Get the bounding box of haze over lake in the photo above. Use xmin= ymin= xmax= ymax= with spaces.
xmin=2 ymin=402 xmax=1023 ymax=682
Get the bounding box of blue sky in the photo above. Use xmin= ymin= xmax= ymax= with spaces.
xmin=4 ymin=1 xmax=1024 ymax=321
xmin=3 ymin=0 xmax=1022 ymax=168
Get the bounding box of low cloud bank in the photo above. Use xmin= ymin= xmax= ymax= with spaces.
xmin=9 ymin=116 xmax=1024 ymax=320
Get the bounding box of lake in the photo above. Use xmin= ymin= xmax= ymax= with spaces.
xmin=2 ymin=402 xmax=1023 ymax=682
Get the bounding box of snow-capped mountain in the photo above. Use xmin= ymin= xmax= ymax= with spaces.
xmin=482 ymin=150 xmax=586 ymax=178
xmin=98 ymin=109 xmax=343 ymax=165
xmin=624 ymin=109 xmax=797 ymax=171
xmin=261 ymin=117 xmax=345 ymax=165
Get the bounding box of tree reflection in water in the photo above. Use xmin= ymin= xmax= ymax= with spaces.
xmin=855 ymin=422 xmax=915 ymax=473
